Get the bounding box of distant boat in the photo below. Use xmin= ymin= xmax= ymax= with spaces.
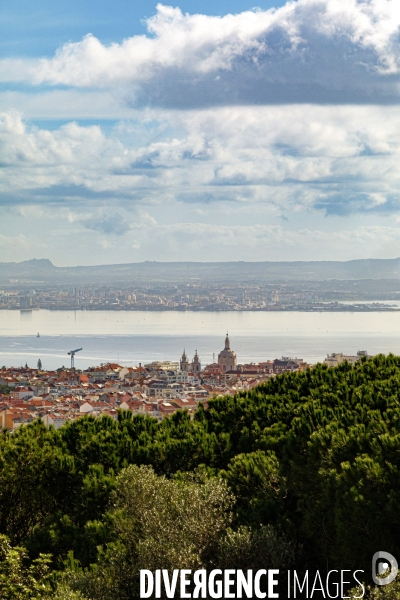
xmin=37 ymin=333 xmax=40 ymax=338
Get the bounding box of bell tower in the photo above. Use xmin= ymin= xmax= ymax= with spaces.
xmin=180 ymin=349 xmax=189 ymax=372
xmin=192 ymin=349 xmax=201 ymax=374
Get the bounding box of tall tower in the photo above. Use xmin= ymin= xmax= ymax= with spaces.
xmin=180 ymin=349 xmax=189 ymax=372
xmin=218 ymin=333 xmax=237 ymax=372
xmin=192 ymin=349 xmax=201 ymax=374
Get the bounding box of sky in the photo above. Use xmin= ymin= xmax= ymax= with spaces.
xmin=1 ymin=0 xmax=400 ymax=266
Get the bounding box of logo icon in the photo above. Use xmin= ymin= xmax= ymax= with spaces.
xmin=372 ymin=552 xmax=398 ymax=586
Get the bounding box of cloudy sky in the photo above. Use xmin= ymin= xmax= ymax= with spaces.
xmin=1 ymin=0 xmax=400 ymax=265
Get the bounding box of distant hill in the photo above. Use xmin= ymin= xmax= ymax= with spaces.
xmin=2 ymin=257 xmax=400 ymax=286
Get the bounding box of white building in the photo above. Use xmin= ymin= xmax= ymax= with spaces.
xmin=324 ymin=350 xmax=369 ymax=367
xmin=144 ymin=361 xmax=180 ymax=371
xmin=43 ymin=414 xmax=66 ymax=429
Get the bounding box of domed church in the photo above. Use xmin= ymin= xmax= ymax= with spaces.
xmin=218 ymin=333 xmax=237 ymax=372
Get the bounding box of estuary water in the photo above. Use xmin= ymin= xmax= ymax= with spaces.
xmin=1 ymin=309 xmax=400 ymax=370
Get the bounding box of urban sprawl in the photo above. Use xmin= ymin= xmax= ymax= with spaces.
xmin=0 ymin=335 xmax=370 ymax=432
xmin=0 ymin=282 xmax=398 ymax=311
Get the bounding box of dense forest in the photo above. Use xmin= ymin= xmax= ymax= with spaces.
xmin=2 ymin=355 xmax=400 ymax=598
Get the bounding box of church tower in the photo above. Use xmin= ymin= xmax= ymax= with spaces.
xmin=191 ymin=349 xmax=201 ymax=374
xmin=218 ymin=333 xmax=237 ymax=372
xmin=180 ymin=349 xmax=189 ymax=372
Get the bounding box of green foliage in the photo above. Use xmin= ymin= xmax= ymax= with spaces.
xmin=349 ymin=579 xmax=400 ymax=599
xmin=0 ymin=421 xmax=77 ymax=546
xmin=222 ymin=450 xmax=286 ymax=525
xmin=213 ymin=524 xmax=296 ymax=572
xmin=64 ymin=464 xmax=235 ymax=599
xmin=52 ymin=586 xmax=87 ymax=600
xmin=114 ymin=464 xmax=233 ymax=570
xmin=60 ymin=464 xmax=292 ymax=600
xmin=1 ymin=354 xmax=400 ymax=592
xmin=0 ymin=385 xmax=11 ymax=395
xmin=0 ymin=534 xmax=52 ymax=599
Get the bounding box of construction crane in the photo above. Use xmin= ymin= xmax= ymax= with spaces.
xmin=68 ymin=348 xmax=82 ymax=369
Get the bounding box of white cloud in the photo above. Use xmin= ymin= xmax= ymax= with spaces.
xmin=0 ymin=233 xmax=46 ymax=251
xmin=2 ymin=105 xmax=400 ymax=217
xmin=2 ymin=1 xmax=400 ymax=263
xmin=5 ymin=190 xmax=400 ymax=262
xmin=88 ymin=220 xmax=400 ymax=261
xmin=147 ymin=221 xmax=400 ymax=245
xmin=1 ymin=1 xmax=400 ymax=107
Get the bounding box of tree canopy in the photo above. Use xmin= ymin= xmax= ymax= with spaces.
xmin=0 ymin=354 xmax=400 ymax=597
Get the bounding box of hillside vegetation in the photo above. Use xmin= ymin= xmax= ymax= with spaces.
xmin=1 ymin=354 xmax=400 ymax=597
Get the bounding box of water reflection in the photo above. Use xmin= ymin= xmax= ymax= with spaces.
xmin=20 ymin=309 xmax=32 ymax=322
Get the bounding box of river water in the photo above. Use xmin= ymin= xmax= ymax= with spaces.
xmin=1 ymin=309 xmax=400 ymax=370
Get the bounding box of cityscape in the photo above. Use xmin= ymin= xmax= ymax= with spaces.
xmin=1 ymin=0 xmax=400 ymax=595
xmin=1 ymin=283 xmax=399 ymax=312
xmin=0 ymin=334 xmax=369 ymax=431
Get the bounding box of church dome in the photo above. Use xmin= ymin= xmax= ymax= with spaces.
xmin=218 ymin=333 xmax=237 ymax=372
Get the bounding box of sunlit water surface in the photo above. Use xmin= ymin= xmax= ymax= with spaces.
xmin=1 ymin=309 xmax=400 ymax=370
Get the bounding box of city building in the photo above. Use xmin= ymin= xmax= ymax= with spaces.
xmin=218 ymin=334 xmax=237 ymax=372
xmin=180 ymin=350 xmax=189 ymax=372
xmin=0 ymin=349 xmax=314 ymax=431
xmin=180 ymin=349 xmax=201 ymax=373
xmin=144 ymin=361 xmax=180 ymax=371
xmin=191 ymin=350 xmax=201 ymax=374
xmin=324 ymin=350 xmax=369 ymax=367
